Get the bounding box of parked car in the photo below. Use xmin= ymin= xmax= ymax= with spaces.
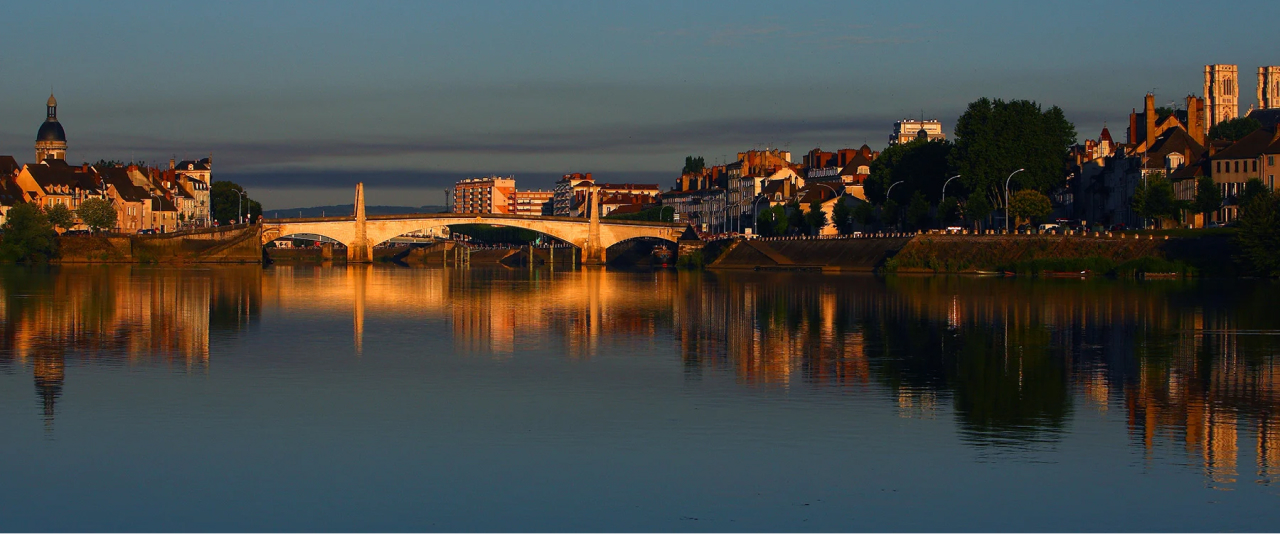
xmin=1205 ymin=221 xmax=1222 ymax=229
xmin=137 ymin=228 xmax=156 ymax=235
xmin=1108 ymin=223 xmax=1127 ymax=231
xmin=1038 ymin=223 xmax=1060 ymax=232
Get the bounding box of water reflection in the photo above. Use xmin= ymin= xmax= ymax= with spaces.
xmin=3 ymin=265 xmax=1280 ymax=491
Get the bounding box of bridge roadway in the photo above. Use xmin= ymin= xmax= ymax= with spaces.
xmin=261 ymin=183 xmax=690 ymax=263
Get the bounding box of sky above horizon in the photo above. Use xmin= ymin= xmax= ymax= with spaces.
xmin=3 ymin=0 xmax=1278 ymax=209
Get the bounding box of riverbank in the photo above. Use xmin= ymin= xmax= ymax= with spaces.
xmin=55 ymin=225 xmax=262 ymax=263
xmin=706 ymin=231 xmax=1242 ymax=277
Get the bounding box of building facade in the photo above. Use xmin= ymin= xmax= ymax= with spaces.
xmin=1259 ymin=66 xmax=1280 ymax=110
xmin=1205 ymin=64 xmax=1240 ymax=130
xmin=889 ymin=119 xmax=945 ymax=145
xmin=35 ymin=94 xmax=67 ymax=162
xmin=451 ymin=176 xmax=516 ymax=214
xmin=511 ymin=190 xmax=553 ymax=215
xmin=553 ymin=173 xmax=593 ymax=216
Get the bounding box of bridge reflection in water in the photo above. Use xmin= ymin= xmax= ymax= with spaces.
xmin=3 ymin=265 xmax=1280 ymax=488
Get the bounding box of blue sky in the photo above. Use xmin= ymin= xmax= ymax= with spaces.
xmin=2 ymin=0 xmax=1277 ymax=208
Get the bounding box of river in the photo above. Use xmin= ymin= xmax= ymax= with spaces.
xmin=1 ymin=265 xmax=1278 ymax=531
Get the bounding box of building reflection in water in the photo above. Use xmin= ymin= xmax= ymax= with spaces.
xmin=0 ymin=265 xmax=261 ymax=429
xmin=5 ymin=264 xmax=1280 ymax=490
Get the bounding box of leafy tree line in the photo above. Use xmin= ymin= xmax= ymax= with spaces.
xmin=212 ymin=181 xmax=262 ymax=225
xmin=862 ymin=98 xmax=1076 ymax=230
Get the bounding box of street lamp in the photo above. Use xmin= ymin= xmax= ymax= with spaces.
xmin=752 ymin=195 xmax=770 ymax=235
xmin=234 ymin=189 xmax=247 ymax=225
xmin=885 ymin=180 xmax=904 ymax=202
xmin=1005 ymin=169 xmax=1025 ymax=232
xmin=941 ymin=175 xmax=961 ymax=202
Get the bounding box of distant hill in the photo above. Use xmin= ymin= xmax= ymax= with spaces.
xmin=265 ymin=205 xmax=447 ymax=218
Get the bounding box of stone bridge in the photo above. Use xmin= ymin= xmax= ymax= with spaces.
xmin=261 ymin=183 xmax=691 ymax=263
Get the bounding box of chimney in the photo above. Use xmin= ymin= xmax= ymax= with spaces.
xmin=170 ymin=158 xmax=175 ymax=170
xmin=1144 ymin=93 xmax=1157 ymax=148
xmin=1186 ymin=95 xmax=1202 ymax=146
xmin=1128 ymin=108 xmax=1138 ymax=145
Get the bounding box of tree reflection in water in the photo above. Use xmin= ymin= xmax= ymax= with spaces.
xmin=2 ymin=266 xmax=1280 ymax=487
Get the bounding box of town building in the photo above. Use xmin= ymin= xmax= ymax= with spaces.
xmin=1205 ymin=64 xmax=1240 ymax=131
xmin=14 ymin=160 xmax=102 ymax=213
xmin=889 ymin=119 xmax=945 ymax=146
xmin=1259 ymin=66 xmax=1280 ymax=111
xmin=1208 ymin=125 xmax=1280 ymax=221
xmin=35 ymin=94 xmax=67 ymax=163
xmin=511 ymin=190 xmax=553 ymax=216
xmin=553 ymin=173 xmax=594 ymax=216
xmin=450 ymin=176 xmax=516 ymax=214
xmin=99 ymin=167 xmax=154 ymax=232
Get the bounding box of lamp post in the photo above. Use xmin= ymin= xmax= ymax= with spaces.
xmin=885 ymin=180 xmax=905 ymax=200
xmin=660 ymin=205 xmax=674 ymax=223
xmin=233 ymin=189 xmax=246 ymax=225
xmin=941 ymin=175 xmax=961 ymax=202
xmin=1005 ymin=168 xmax=1025 ymax=232
xmin=752 ymin=195 xmax=769 ymax=235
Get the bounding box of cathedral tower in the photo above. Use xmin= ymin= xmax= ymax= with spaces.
xmin=35 ymin=94 xmax=67 ymax=162
xmin=1204 ymin=64 xmax=1239 ymax=131
xmin=1259 ymin=66 xmax=1280 ymax=110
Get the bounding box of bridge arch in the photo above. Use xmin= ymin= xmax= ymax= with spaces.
xmin=363 ymin=218 xmax=586 ymax=251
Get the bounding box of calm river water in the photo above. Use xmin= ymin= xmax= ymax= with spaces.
xmin=2 ymin=265 xmax=1279 ymax=531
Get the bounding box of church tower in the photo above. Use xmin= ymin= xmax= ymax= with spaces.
xmin=1259 ymin=66 xmax=1280 ymax=110
xmin=35 ymin=94 xmax=67 ymax=162
xmin=1204 ymin=64 xmax=1239 ymax=131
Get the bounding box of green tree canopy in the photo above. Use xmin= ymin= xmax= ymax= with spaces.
xmin=905 ymin=191 xmax=931 ymax=230
xmin=1239 ymin=178 xmax=1268 ymax=208
xmin=1194 ymin=176 xmax=1223 ymax=221
xmin=1131 ymin=172 xmax=1181 ymax=228
xmin=950 ymin=98 xmax=1076 ymax=204
xmin=1008 ymin=190 xmax=1052 ymax=226
xmin=938 ymin=197 xmax=960 ymax=225
xmin=882 ymin=199 xmax=901 ymax=227
xmin=865 ymin=138 xmax=953 ymax=205
xmin=832 ymin=201 xmax=853 ymax=234
xmin=965 ymin=193 xmax=993 ymax=227
xmin=0 ymin=203 xmax=58 ymax=262
xmin=1235 ymin=191 xmax=1280 ymax=276
xmin=756 ymin=205 xmax=788 ymax=237
xmin=682 ymin=156 xmax=706 ymax=175
xmin=786 ymin=200 xmax=808 ymax=235
xmin=804 ymin=200 xmax=827 ymax=235
xmin=211 ymin=181 xmax=262 ymax=225
xmin=77 ymin=198 xmax=118 ymax=232
xmin=44 ymin=203 xmax=76 ymax=232
xmin=1208 ymin=116 xmax=1262 ymax=142
xmin=853 ymin=202 xmax=875 ymax=227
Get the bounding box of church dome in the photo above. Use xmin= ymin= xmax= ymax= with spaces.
xmin=36 ymin=120 xmax=66 ymax=143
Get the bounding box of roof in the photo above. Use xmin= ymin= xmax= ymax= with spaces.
xmin=1211 ymin=126 xmax=1280 ymax=160
xmin=1099 ymin=127 xmax=1113 ymax=143
xmin=98 ymin=167 xmax=151 ymax=202
xmin=597 ymin=183 xmax=660 ymax=191
xmin=1247 ymin=109 xmax=1280 ymax=126
xmin=796 ymin=184 xmax=839 ymax=204
xmin=1169 ymin=159 xmax=1208 ymax=181
xmin=152 ymin=197 xmax=178 ymax=212
xmin=838 ymin=151 xmax=875 ymax=176
xmin=0 ymin=180 xmax=25 ymax=207
xmin=606 ymin=204 xmax=646 ymax=216
xmin=0 ymin=156 xmax=18 ymax=176
xmin=36 ymin=120 xmax=66 ymax=143
xmin=175 ymin=159 xmax=211 ymax=171
xmin=24 ymin=163 xmax=99 ymax=193
xmin=1142 ymin=127 xmax=1206 ymax=168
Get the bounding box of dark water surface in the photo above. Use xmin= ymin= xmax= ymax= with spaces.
xmin=2 ymin=265 xmax=1279 ymax=532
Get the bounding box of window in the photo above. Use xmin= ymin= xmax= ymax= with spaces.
xmin=1235 ymin=161 xmax=1240 ymax=173
xmin=1217 ymin=161 xmax=1222 ymax=173
xmin=1271 ymin=156 xmax=1276 ymax=166
xmin=1254 ymin=160 xmax=1259 ymax=172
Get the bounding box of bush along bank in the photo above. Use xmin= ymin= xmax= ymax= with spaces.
xmin=880 ymin=235 xmax=1204 ymax=278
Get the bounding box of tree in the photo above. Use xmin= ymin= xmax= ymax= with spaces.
xmin=965 ymin=194 xmax=993 ymax=229
xmin=77 ymin=198 xmax=118 ymax=232
xmin=1208 ymin=116 xmax=1262 ymax=142
xmin=865 ymin=137 xmax=954 ymax=205
xmin=804 ymin=200 xmax=827 ymax=235
xmin=682 ymin=156 xmax=706 ymax=175
xmin=950 ymin=98 xmax=1076 ymax=201
xmin=1239 ymin=178 xmax=1268 ymax=209
xmin=1131 ymin=172 xmax=1180 ymax=228
xmin=832 ymin=201 xmax=853 ymax=234
xmin=1008 ymin=190 xmax=1052 ymax=226
xmin=756 ymin=205 xmax=788 ymax=237
xmin=1235 ymin=191 xmax=1280 ymax=276
xmin=853 ymin=202 xmax=875 ymax=227
xmin=0 ymin=203 xmax=58 ymax=262
xmin=938 ymin=197 xmax=960 ymax=225
xmin=882 ymin=199 xmax=901 ymax=228
xmin=1194 ymin=176 xmax=1223 ymax=225
xmin=211 ymin=181 xmax=261 ymax=225
xmin=786 ymin=200 xmax=808 ymax=235
xmin=45 ymin=203 xmax=75 ymax=233
xmin=905 ymin=191 xmax=931 ymax=230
